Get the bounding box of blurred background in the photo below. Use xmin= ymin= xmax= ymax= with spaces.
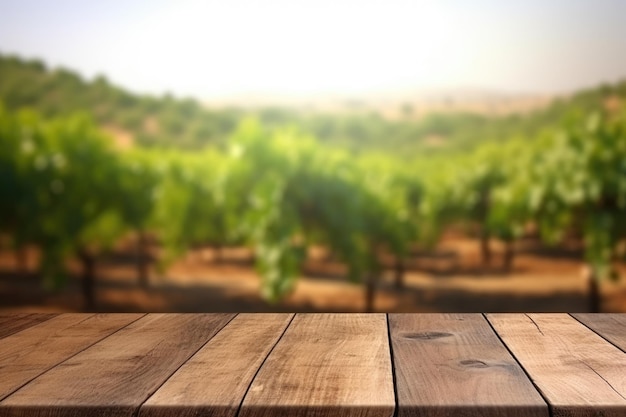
xmin=1 ymin=0 xmax=626 ymax=313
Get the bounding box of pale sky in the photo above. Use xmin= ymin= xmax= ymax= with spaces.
xmin=1 ymin=0 xmax=626 ymax=99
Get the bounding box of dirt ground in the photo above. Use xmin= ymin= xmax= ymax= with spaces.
xmin=1 ymin=235 xmax=625 ymax=313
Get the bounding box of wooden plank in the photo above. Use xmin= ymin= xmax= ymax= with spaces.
xmin=238 ymin=313 xmax=394 ymax=417
xmin=487 ymin=313 xmax=626 ymax=417
xmin=389 ymin=314 xmax=547 ymax=417
xmin=0 ymin=313 xmax=141 ymax=401
xmin=0 ymin=313 xmax=56 ymax=339
xmin=140 ymin=313 xmax=294 ymax=417
xmin=0 ymin=313 xmax=235 ymax=417
xmin=572 ymin=313 xmax=626 ymax=352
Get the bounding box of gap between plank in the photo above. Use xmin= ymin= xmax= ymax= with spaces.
xmin=482 ymin=314 xmax=554 ymax=417
xmin=234 ymin=313 xmax=296 ymax=417
xmin=568 ymin=313 xmax=626 ymax=354
xmin=0 ymin=313 xmax=148 ymax=403
xmin=133 ymin=313 xmax=239 ymax=417
xmin=385 ymin=314 xmax=399 ymax=417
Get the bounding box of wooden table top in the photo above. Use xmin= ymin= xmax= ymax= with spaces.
xmin=0 ymin=313 xmax=624 ymax=417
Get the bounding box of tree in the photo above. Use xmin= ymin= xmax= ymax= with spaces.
xmin=116 ymin=150 xmax=160 ymax=286
xmin=1 ymin=107 xmax=129 ymax=309
xmin=528 ymin=110 xmax=626 ymax=311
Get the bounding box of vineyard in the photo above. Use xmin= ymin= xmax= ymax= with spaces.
xmin=1 ymin=55 xmax=626 ymax=312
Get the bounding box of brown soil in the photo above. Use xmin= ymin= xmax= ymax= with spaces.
xmin=1 ymin=236 xmax=625 ymax=313
xmin=102 ymin=125 xmax=134 ymax=150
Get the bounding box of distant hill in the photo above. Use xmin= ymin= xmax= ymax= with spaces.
xmin=1 ymin=53 xmax=625 ymax=154
xmin=204 ymin=88 xmax=554 ymax=119
xmin=0 ymin=53 xmax=244 ymax=149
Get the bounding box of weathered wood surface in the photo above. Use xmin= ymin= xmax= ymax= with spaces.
xmin=0 ymin=313 xmax=234 ymax=417
xmin=487 ymin=313 xmax=626 ymax=417
xmin=239 ymin=313 xmax=395 ymax=417
xmin=0 ymin=313 xmax=624 ymax=417
xmin=572 ymin=313 xmax=626 ymax=352
xmin=0 ymin=313 xmax=142 ymax=401
xmin=140 ymin=313 xmax=294 ymax=417
xmin=0 ymin=313 xmax=55 ymax=340
xmin=389 ymin=314 xmax=548 ymax=417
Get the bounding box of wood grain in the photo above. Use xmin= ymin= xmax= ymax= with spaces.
xmin=238 ymin=313 xmax=395 ymax=417
xmin=0 ymin=313 xmax=235 ymax=417
xmin=389 ymin=314 xmax=547 ymax=417
xmin=0 ymin=313 xmax=141 ymax=401
xmin=0 ymin=313 xmax=56 ymax=340
xmin=140 ymin=313 xmax=293 ymax=417
xmin=487 ymin=313 xmax=626 ymax=417
xmin=572 ymin=313 xmax=626 ymax=352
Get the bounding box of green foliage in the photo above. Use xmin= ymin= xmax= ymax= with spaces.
xmin=3 ymin=52 xmax=626 ymax=306
xmin=0 ymin=106 xmax=127 ymax=286
xmin=525 ymin=109 xmax=626 ymax=280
